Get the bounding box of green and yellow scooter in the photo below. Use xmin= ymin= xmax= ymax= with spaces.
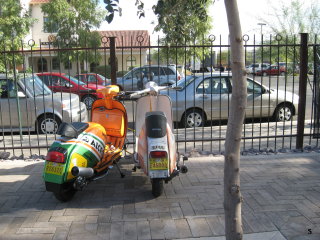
xmin=43 ymin=85 xmax=128 ymax=201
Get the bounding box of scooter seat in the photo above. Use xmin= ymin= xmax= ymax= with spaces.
xmin=57 ymin=122 xmax=89 ymax=138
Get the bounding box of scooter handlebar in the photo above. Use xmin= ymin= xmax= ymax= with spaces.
xmin=129 ymin=84 xmax=170 ymax=99
xmin=113 ymin=91 xmax=131 ymax=101
xmin=129 ymin=88 xmax=151 ymax=98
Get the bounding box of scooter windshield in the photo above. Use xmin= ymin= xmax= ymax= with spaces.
xmin=135 ymin=94 xmax=173 ymax=141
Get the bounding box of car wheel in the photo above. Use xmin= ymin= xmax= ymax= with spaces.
xmin=273 ymin=103 xmax=294 ymax=121
xmin=37 ymin=114 xmax=61 ymax=134
xmin=263 ymin=72 xmax=267 ymax=76
xmin=280 ymin=72 xmax=285 ymax=76
xmin=182 ymin=109 xmax=206 ymax=128
xmin=82 ymin=95 xmax=96 ymax=109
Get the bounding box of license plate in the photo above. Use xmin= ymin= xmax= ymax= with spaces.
xmin=45 ymin=162 xmax=64 ymax=175
xmin=149 ymin=158 xmax=168 ymax=170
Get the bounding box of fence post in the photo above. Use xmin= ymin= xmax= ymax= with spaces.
xmin=296 ymin=33 xmax=308 ymax=149
xmin=109 ymin=37 xmax=117 ymax=85
xmin=314 ymin=44 xmax=320 ymax=137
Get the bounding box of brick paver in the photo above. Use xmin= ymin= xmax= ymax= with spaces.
xmin=0 ymin=152 xmax=319 ymax=239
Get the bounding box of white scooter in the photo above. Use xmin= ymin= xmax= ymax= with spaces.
xmin=130 ymin=82 xmax=188 ymax=197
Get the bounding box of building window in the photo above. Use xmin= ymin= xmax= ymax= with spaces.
xmin=64 ymin=61 xmax=72 ymax=70
xmin=43 ymin=17 xmax=58 ymax=33
xmin=38 ymin=58 xmax=48 ymax=72
xmin=52 ymin=57 xmax=59 ymax=70
xmin=126 ymin=56 xmax=136 ymax=70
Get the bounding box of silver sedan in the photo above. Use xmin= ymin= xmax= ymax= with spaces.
xmin=0 ymin=74 xmax=88 ymax=134
xmin=162 ymin=73 xmax=299 ymax=128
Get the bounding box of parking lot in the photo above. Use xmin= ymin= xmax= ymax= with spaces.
xmin=0 ymin=74 xmax=318 ymax=158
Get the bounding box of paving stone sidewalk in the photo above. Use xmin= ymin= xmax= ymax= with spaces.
xmin=0 ymin=152 xmax=319 ymax=240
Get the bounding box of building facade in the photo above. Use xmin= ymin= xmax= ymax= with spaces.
xmin=21 ymin=0 xmax=149 ymax=76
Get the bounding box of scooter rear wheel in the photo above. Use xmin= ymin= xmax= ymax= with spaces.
xmin=53 ymin=182 xmax=77 ymax=202
xmin=151 ymin=178 xmax=164 ymax=197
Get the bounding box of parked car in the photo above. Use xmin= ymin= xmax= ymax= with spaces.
xmin=0 ymin=73 xmax=88 ymax=134
xmin=246 ymin=63 xmax=270 ymax=74
xmin=74 ymin=73 xmax=111 ymax=86
xmin=117 ymin=65 xmax=181 ymax=91
xmin=256 ymin=65 xmax=286 ymax=76
xmin=163 ymin=73 xmax=299 ymax=128
xmin=37 ymin=72 xmax=105 ymax=109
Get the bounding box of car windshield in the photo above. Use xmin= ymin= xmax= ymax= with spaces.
xmin=97 ymin=74 xmax=107 ymax=80
xmin=21 ymin=75 xmax=52 ymax=96
xmin=123 ymin=69 xmax=137 ymax=78
xmin=174 ymin=75 xmax=197 ymax=89
xmin=65 ymin=75 xmax=86 ymax=85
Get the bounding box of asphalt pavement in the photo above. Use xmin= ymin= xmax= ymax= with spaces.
xmin=0 ymin=152 xmax=320 ymax=240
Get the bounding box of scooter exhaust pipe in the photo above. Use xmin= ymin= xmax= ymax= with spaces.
xmin=71 ymin=166 xmax=95 ymax=178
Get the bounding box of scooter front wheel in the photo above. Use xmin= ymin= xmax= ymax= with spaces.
xmin=151 ymin=178 xmax=164 ymax=197
xmin=53 ymin=182 xmax=77 ymax=202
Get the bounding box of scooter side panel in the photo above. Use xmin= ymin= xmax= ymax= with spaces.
xmin=137 ymin=125 xmax=148 ymax=175
xmin=166 ymin=123 xmax=177 ymax=174
xmin=43 ymin=122 xmax=108 ymax=184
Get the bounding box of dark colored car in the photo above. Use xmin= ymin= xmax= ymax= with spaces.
xmin=256 ymin=65 xmax=286 ymax=76
xmin=37 ymin=72 xmax=105 ymax=109
xmin=74 ymin=73 xmax=110 ymax=86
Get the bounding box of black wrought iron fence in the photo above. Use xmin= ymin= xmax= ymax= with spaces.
xmin=0 ymin=34 xmax=319 ymax=158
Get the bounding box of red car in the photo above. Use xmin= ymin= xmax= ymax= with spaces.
xmin=37 ymin=72 xmax=105 ymax=109
xmin=256 ymin=65 xmax=286 ymax=76
xmin=74 ymin=73 xmax=110 ymax=86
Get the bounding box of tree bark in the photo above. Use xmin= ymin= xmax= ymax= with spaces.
xmin=224 ymin=0 xmax=247 ymax=239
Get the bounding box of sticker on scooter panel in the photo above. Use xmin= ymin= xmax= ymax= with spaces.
xmin=78 ymin=133 xmax=105 ymax=157
xmin=151 ymin=145 xmax=166 ymax=150
xmin=149 ymin=157 xmax=168 ymax=170
xmin=63 ymin=132 xmax=105 ymax=162
xmin=45 ymin=162 xmax=64 ymax=175
xmin=67 ymin=153 xmax=88 ymax=180
xmin=148 ymin=137 xmax=167 ymax=148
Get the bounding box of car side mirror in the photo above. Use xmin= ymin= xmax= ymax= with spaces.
xmin=262 ymin=87 xmax=268 ymax=94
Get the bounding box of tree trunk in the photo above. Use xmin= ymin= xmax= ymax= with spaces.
xmin=224 ymin=0 xmax=247 ymax=239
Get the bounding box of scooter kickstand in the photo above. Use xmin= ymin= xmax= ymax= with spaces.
xmin=114 ymin=161 xmax=125 ymax=178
